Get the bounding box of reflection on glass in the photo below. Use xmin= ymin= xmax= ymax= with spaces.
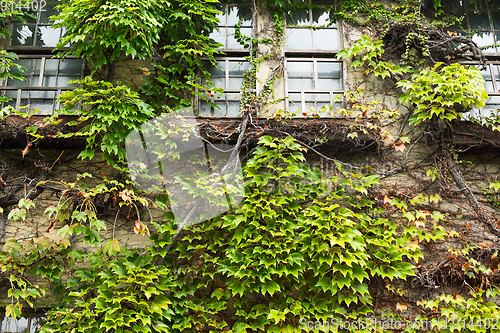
xmin=492 ymin=11 xmax=500 ymax=30
xmin=288 ymin=62 xmax=313 ymax=77
xmin=312 ymin=9 xmax=330 ymax=25
xmin=318 ymin=78 xmax=341 ymax=90
xmin=200 ymin=101 xmax=212 ymax=116
xmin=43 ymin=59 xmax=59 ymax=75
xmin=212 ymin=77 xmax=226 ymax=89
xmin=227 ymin=6 xmax=251 ymax=26
xmin=209 ymin=29 xmax=226 ymax=47
xmin=60 ymin=59 xmax=83 ymax=75
xmin=472 ymin=32 xmax=495 ymax=47
xmin=469 ymin=11 xmax=491 ymax=30
xmin=36 ymin=27 xmax=61 ymax=47
xmin=466 ymin=0 xmax=487 ymax=10
xmin=228 ymin=61 xmax=249 ymax=75
xmin=313 ymin=29 xmax=338 ymax=50
xmin=317 ymin=62 xmax=340 ymax=77
xmin=288 ymin=9 xmax=310 ymax=25
xmin=30 ymin=90 xmax=55 ymax=99
xmin=11 ymin=25 xmax=34 ymax=46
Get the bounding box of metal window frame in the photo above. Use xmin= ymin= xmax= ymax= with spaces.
xmin=199 ymin=57 xmax=249 ymax=116
xmin=210 ymin=1 xmax=253 ymax=51
xmin=284 ymin=0 xmax=340 ymax=52
xmin=284 ymin=57 xmax=344 ymax=116
xmin=1 ymin=55 xmax=84 ymax=115
xmin=6 ymin=1 xmax=63 ymax=50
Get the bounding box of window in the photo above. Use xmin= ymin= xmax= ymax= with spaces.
xmin=8 ymin=1 xmax=63 ymax=49
xmin=200 ymin=58 xmax=249 ymax=117
xmin=1 ymin=1 xmax=83 ymax=115
xmin=0 ymin=314 xmax=45 ymax=333
xmin=201 ymin=1 xmax=252 ymax=117
xmin=199 ymin=0 xmax=343 ymax=118
xmin=285 ymin=0 xmax=343 ymax=117
xmin=285 ymin=58 xmax=343 ymax=116
xmin=444 ymin=0 xmax=500 ymax=53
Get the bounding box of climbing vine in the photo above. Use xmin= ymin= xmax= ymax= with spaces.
xmin=0 ymin=0 xmax=499 ymax=332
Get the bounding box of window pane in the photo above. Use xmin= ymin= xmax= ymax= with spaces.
xmin=228 ymin=102 xmax=240 ymax=116
xmin=313 ymin=29 xmax=338 ymax=50
xmin=40 ymin=5 xmax=58 ymax=24
xmin=204 ymin=61 xmax=225 ymax=76
xmin=29 ymin=100 xmax=54 ymax=113
xmin=227 ymin=27 xmax=251 ymax=48
xmin=287 ymin=9 xmax=310 ymax=25
xmin=492 ymin=11 xmax=500 ymax=30
xmin=30 ymin=91 xmax=55 ymax=99
xmin=228 ymin=77 xmax=243 ymax=89
xmin=317 ymin=62 xmax=340 ymax=77
xmin=466 ymin=0 xmax=487 ymax=10
xmin=11 ymin=25 xmax=35 ymax=46
xmin=472 ymin=31 xmax=495 ymax=47
xmin=314 ymin=93 xmax=331 ymax=102
xmin=289 ymin=78 xmax=314 ymax=90
xmin=286 ymin=28 xmax=312 ymax=50
xmin=60 ymin=59 xmax=83 ymax=75
xmin=213 ymin=102 xmax=226 ymax=116
xmin=312 ymin=8 xmax=330 ymax=25
xmin=229 ymin=61 xmax=249 ymax=75
xmin=318 ymin=78 xmax=341 ymax=90
xmin=199 ymin=101 xmax=212 ymax=116
xmin=212 ymin=77 xmax=226 ymax=89
xmin=36 ymin=27 xmax=62 ymax=47
xmin=288 ymin=62 xmax=313 ymax=77
xmin=469 ymin=11 xmax=491 ymax=30
xmin=227 ymin=6 xmax=252 ymax=26
xmin=209 ymin=28 xmax=227 ymax=47
xmin=43 ymin=59 xmax=59 ymax=75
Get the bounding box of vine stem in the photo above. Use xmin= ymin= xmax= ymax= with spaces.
xmin=442 ymin=144 xmax=500 ymax=238
xmin=165 ymin=112 xmax=251 ymax=254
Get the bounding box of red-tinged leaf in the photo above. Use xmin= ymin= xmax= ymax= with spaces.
xmin=393 ymin=142 xmax=406 ymax=152
xmin=22 ymin=142 xmax=32 ymax=157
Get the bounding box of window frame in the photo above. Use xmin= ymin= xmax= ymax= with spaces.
xmin=284 ymin=0 xmax=345 ymax=117
xmin=1 ymin=1 xmax=83 ymax=115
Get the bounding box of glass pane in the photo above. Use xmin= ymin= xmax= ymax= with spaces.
xmin=312 ymin=8 xmax=330 ymax=25
xmin=227 ymin=27 xmax=251 ymax=48
xmin=215 ymin=11 xmax=226 ymax=26
xmin=468 ymin=11 xmax=491 ymax=30
xmin=6 ymin=75 xmax=27 ymax=86
xmin=227 ymin=92 xmax=240 ymax=100
xmin=484 ymin=80 xmax=494 ymax=92
xmin=287 ymin=9 xmax=310 ymax=25
xmin=54 ymin=76 xmax=80 ymax=87
xmin=229 ymin=61 xmax=249 ymax=75
xmin=492 ymin=11 xmax=500 ymax=30
xmin=31 ymin=75 xmax=41 ymax=87
xmin=287 ymin=62 xmax=313 ymax=77
xmin=472 ymin=31 xmax=495 ymax=47
xmin=204 ymin=60 xmax=225 ymax=76
xmin=318 ymin=78 xmax=341 ymax=90
xmin=286 ymin=28 xmax=312 ymax=50
xmin=228 ymin=77 xmax=243 ymax=89
xmin=466 ymin=0 xmax=487 ymax=10
xmin=317 ymin=62 xmax=340 ymax=77
xmin=36 ymin=26 xmax=61 ymax=47
xmin=39 ymin=4 xmax=59 ymax=24
xmin=315 ymin=93 xmax=331 ymax=102
xmin=209 ymin=29 xmax=227 ymax=47
xmin=3 ymin=90 xmax=18 ymax=99
xmin=41 ymin=59 xmax=58 ymax=75
xmin=212 ymin=77 xmax=226 ymax=89
xmin=213 ymin=102 xmax=226 ymax=116
xmin=60 ymin=59 xmax=82 ymax=75
xmin=227 ymin=102 xmax=240 ymax=116
xmin=289 ymin=78 xmax=314 ymax=90
xmin=43 ymin=76 xmax=58 ymax=87
xmin=28 ymin=99 xmax=54 ymax=112
xmin=227 ymin=6 xmax=252 ymax=26
xmin=199 ymin=101 xmax=212 ymax=116
xmin=11 ymin=59 xmax=34 ymax=75
xmin=313 ymin=29 xmax=338 ymax=50
xmin=29 ymin=90 xmax=55 ymax=99
xmin=11 ymin=25 xmax=35 ymax=46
